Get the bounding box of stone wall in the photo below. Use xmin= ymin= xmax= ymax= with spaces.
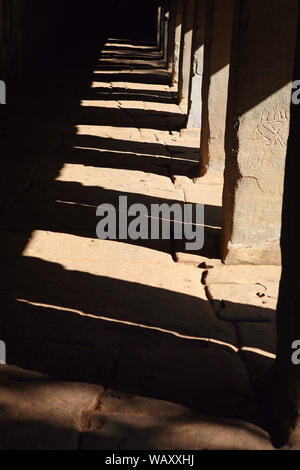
xmin=222 ymin=0 xmax=298 ymax=265
xmin=185 ymin=0 xmax=205 ymax=129
xmin=197 ymin=0 xmax=234 ymax=179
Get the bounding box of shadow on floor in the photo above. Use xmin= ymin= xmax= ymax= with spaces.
xmin=0 ymin=35 xmax=275 ymax=440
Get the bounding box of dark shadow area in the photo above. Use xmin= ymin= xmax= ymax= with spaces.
xmin=91 ymin=71 xmax=172 ymax=86
xmin=85 ymin=88 xmax=176 ymax=103
xmin=0 ymin=255 xmax=274 ymax=428
xmin=252 ymin=13 xmax=300 ymax=448
xmin=0 ymin=372 xmax=272 ymax=450
xmin=66 ymin=134 xmax=198 ymax=160
xmin=0 ymin=177 xmax=222 ymax=258
xmin=71 ymin=106 xmax=184 ymax=131
xmin=111 ymin=0 xmax=158 ymax=43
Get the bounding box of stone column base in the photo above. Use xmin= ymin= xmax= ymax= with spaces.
xmin=223 ymin=240 xmax=281 ymax=265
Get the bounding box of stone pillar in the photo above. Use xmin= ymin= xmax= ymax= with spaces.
xmin=178 ymin=0 xmax=195 ymax=113
xmin=185 ymin=0 xmax=206 ymax=129
xmin=160 ymin=4 xmax=166 ymax=55
xmin=222 ymin=0 xmax=298 ymax=265
xmin=194 ymin=0 xmax=234 ymax=179
xmin=163 ymin=7 xmax=169 ymax=61
xmin=167 ymin=0 xmax=177 ymax=71
xmin=172 ymin=0 xmax=183 ymax=87
xmin=157 ymin=6 xmax=162 ymax=50
xmin=269 ymin=14 xmax=300 ymax=449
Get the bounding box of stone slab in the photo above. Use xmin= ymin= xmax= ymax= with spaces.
xmin=79 ymin=411 xmax=273 ymax=450
xmin=100 ymin=388 xmax=194 ymax=417
xmin=110 ymin=347 xmax=259 ymax=422
xmin=205 ymin=265 xmax=282 ymax=285
xmin=0 ymin=366 xmax=103 ymax=450
xmin=207 ymin=283 xmax=278 ymax=310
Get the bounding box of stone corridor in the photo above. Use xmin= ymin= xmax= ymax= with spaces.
xmin=0 ymin=37 xmax=281 ymax=450
xmin=1 ymin=0 xmax=300 ymax=451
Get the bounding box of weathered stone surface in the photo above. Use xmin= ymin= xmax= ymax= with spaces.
xmin=172 ymin=0 xmax=183 ymax=86
xmin=0 ymin=259 xmax=216 ymax=361
xmin=183 ymin=183 xmax=223 ymax=227
xmin=0 ymin=365 xmax=51 ymax=383
xmin=205 ymin=265 xmax=282 ymax=285
xmin=178 ymin=0 xmax=195 ymax=112
xmin=79 ymin=412 xmax=273 ymax=450
xmin=4 ymin=338 xmax=118 ymax=384
xmin=167 ymin=1 xmax=177 ymax=71
xmin=0 ymin=366 xmax=273 ymax=451
xmin=80 ymin=413 xmax=162 ymax=450
xmin=185 ymin=182 xmax=223 ymax=205
xmin=174 ymin=231 xmax=221 ymax=266
xmin=0 ymin=368 xmax=103 ymax=450
xmin=224 ymin=241 xmax=282 ymax=266
xmin=122 ymin=417 xmax=274 ymax=450
xmin=237 ymin=322 xmax=276 ymax=355
xmin=222 ymin=0 xmax=299 ymax=264
xmin=0 ymin=23 xmax=282 ymax=450
xmin=180 ymin=127 xmax=201 ymax=140
xmin=197 ymin=0 xmax=234 ymax=177
xmin=207 ymin=283 xmax=278 ymax=322
xmin=237 ymin=323 xmax=277 ymax=410
xmin=171 ymin=177 xmax=223 ymax=265
xmin=174 ymin=250 xmax=222 ymax=267
xmin=186 ymin=0 xmax=205 ymax=129
xmin=110 ymin=347 xmax=259 ymax=422
xmin=100 ymin=389 xmax=194 ymax=417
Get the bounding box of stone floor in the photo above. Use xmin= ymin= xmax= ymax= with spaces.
xmin=0 ymin=39 xmax=279 ymax=450
xmin=0 ymin=365 xmax=273 ymax=450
